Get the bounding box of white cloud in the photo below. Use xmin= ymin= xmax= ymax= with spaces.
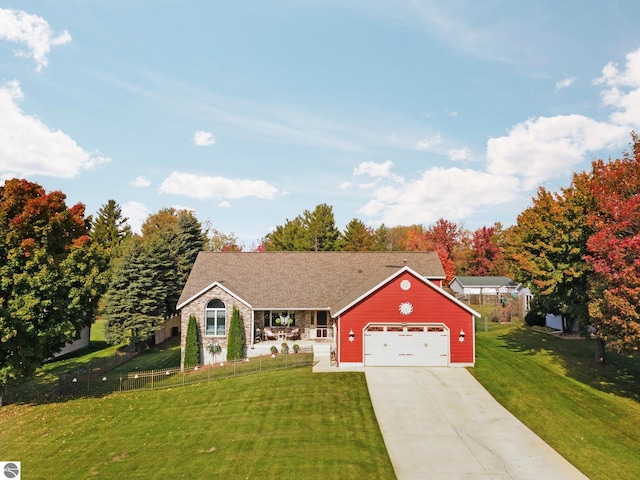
xmin=159 ymin=171 xmax=279 ymax=200
xmin=131 ymin=176 xmax=151 ymax=187
xmin=485 ymin=48 xmax=640 ymax=190
xmin=447 ymin=110 xmax=458 ymax=117
xmin=555 ymin=77 xmax=575 ymax=90
xmin=0 ymin=8 xmax=71 ymax=71
xmin=416 ymin=134 xmax=443 ymax=151
xmin=354 ymin=160 xmax=394 ymax=177
xmin=448 ymin=147 xmax=472 ymax=162
xmin=0 ymin=80 xmax=110 ymax=178
xmin=595 ymin=47 xmax=640 ymax=130
xmin=193 ymin=130 xmax=215 ymax=146
xmin=339 ymin=181 xmax=352 ymax=190
xmin=486 ymin=115 xmax=627 ymax=189
xmin=121 ymin=201 xmax=148 ymax=235
xmin=359 ymin=167 xmax=519 ymax=226
xmin=218 ymin=200 xmax=231 ymax=208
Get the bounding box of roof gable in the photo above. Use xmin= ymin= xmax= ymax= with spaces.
xmin=177 ymin=251 xmax=446 ymax=312
xmin=334 ymin=266 xmax=481 ymax=318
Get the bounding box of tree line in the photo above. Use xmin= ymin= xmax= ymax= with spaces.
xmin=1 ymin=134 xmax=639 ymax=402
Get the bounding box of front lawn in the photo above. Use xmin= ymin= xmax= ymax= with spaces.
xmin=471 ymin=323 xmax=640 ymax=480
xmin=0 ymin=368 xmax=395 ymax=480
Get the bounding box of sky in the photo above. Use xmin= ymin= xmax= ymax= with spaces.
xmin=1 ymin=1 xmax=640 ymax=247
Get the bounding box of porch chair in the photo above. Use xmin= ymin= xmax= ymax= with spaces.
xmin=263 ymin=327 xmax=277 ymax=341
xmin=286 ymin=328 xmax=300 ymax=341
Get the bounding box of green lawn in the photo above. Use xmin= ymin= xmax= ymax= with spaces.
xmin=0 ymin=368 xmax=394 ymax=480
xmin=2 ymin=319 xmax=640 ymax=479
xmin=471 ymin=323 xmax=640 ymax=480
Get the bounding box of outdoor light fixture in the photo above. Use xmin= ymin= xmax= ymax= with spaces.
xmin=348 ymin=329 xmax=355 ymax=342
xmin=459 ymin=330 xmax=466 ymax=343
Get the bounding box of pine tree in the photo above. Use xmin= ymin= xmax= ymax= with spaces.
xmin=103 ymin=237 xmax=173 ymax=345
xmin=91 ymin=199 xmax=132 ymax=253
xmin=183 ymin=314 xmax=200 ymax=367
xmin=226 ymin=307 xmax=244 ymax=361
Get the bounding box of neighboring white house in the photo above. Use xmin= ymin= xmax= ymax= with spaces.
xmin=52 ymin=326 xmax=91 ymax=358
xmin=449 ymin=276 xmax=518 ymax=302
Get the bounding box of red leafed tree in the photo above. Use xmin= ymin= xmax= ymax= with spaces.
xmin=395 ymin=219 xmax=463 ymax=282
xmin=585 ymin=133 xmax=640 ymax=362
xmin=0 ymin=179 xmax=109 ymax=404
xmin=467 ymin=225 xmax=505 ymax=276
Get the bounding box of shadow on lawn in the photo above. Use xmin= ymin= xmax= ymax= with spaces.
xmin=498 ymin=327 xmax=640 ymax=403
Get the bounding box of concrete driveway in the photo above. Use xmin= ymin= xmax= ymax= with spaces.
xmin=365 ymin=367 xmax=589 ymax=480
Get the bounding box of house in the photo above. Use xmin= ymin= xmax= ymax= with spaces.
xmin=52 ymin=326 xmax=91 ymax=358
xmin=449 ymin=276 xmax=520 ymax=304
xmin=177 ymin=252 xmax=479 ymax=368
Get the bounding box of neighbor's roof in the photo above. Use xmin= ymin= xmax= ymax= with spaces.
xmin=450 ymin=276 xmax=517 ymax=288
xmin=177 ymin=251 xmax=445 ymax=314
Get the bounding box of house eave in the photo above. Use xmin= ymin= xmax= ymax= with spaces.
xmin=176 ymin=281 xmax=253 ymax=311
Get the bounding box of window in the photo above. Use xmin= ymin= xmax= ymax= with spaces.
xmin=263 ymin=311 xmax=296 ymax=327
xmin=206 ymin=299 xmax=226 ymax=336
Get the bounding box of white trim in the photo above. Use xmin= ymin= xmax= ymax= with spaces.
xmin=333 ymin=266 xmax=481 ymax=318
xmin=176 ymin=281 xmax=252 ymax=310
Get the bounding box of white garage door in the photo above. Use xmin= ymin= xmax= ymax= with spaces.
xmin=363 ymin=325 xmax=449 ymax=366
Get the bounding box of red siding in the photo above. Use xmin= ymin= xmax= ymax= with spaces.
xmin=337 ymin=271 xmax=474 ymax=365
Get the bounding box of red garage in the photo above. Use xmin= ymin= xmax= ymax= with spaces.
xmin=335 ymin=267 xmax=478 ymax=368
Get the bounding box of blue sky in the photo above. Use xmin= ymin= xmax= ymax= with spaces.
xmin=1 ymin=1 xmax=640 ymax=247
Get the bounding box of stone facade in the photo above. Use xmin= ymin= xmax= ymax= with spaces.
xmin=180 ymin=285 xmax=252 ymax=366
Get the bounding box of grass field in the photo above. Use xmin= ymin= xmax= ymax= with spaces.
xmin=0 ymin=368 xmax=394 ymax=480
xmin=2 ymin=317 xmax=640 ymax=479
xmin=471 ymin=322 xmax=640 ymax=480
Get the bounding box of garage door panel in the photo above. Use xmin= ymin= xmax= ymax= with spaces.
xmin=364 ymin=325 xmax=449 ymax=366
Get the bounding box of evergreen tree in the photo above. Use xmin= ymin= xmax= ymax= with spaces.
xmin=374 ymin=223 xmax=392 ymax=251
xmin=91 ymin=199 xmax=132 ymax=253
xmin=175 ymin=211 xmax=205 ymax=286
xmin=304 ymin=203 xmax=341 ymax=251
xmin=183 ymin=314 xmax=200 ymax=367
xmin=263 ymin=203 xmax=341 ymax=251
xmin=226 ymin=306 xmax=244 ymax=361
xmin=102 ymin=237 xmax=174 ymax=345
xmin=341 ymin=218 xmax=376 ymax=251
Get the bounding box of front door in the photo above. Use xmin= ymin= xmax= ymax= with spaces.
xmin=316 ymin=311 xmax=328 ymax=338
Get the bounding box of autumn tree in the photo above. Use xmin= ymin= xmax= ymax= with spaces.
xmin=0 ymin=179 xmax=108 ymax=404
xmin=467 ymin=224 xmax=506 ymax=276
xmin=585 ymin=133 xmax=640 ymax=362
xmin=505 ymin=175 xmax=593 ymax=335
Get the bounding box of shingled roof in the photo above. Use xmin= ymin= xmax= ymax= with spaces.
xmin=177 ymin=251 xmax=445 ymax=315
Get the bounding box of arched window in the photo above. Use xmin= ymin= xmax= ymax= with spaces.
xmin=206 ymin=299 xmax=226 ymax=336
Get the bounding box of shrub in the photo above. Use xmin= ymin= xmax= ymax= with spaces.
xmin=281 ymin=342 xmax=289 ymax=355
xmin=525 ymin=307 xmax=546 ymax=327
xmin=270 ymin=345 xmax=278 ymax=354
xmin=293 ymin=343 xmax=300 ymax=353
xmin=226 ymin=306 xmax=245 ymax=361
xmin=184 ymin=314 xmax=200 ymax=367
